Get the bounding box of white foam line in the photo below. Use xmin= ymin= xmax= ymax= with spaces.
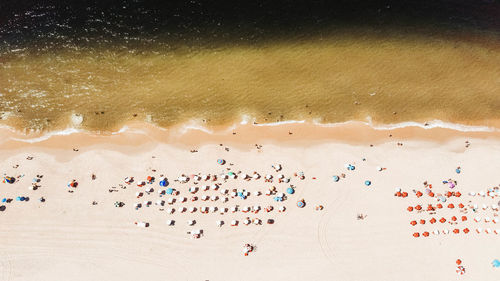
xmin=10 ymin=128 xmax=82 ymax=143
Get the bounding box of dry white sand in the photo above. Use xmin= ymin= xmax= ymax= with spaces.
xmin=1 ymin=135 xmax=500 ymax=281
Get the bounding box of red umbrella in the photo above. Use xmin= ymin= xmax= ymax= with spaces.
xmin=396 ymin=192 xmax=402 ymax=197
xmin=456 ymin=259 xmax=462 ymax=265
xmin=446 ymin=191 xmax=452 ymax=197
xmin=410 ymin=220 xmax=417 ymax=226
xmin=427 ymin=205 xmax=435 ymax=211
xmin=402 ymin=192 xmax=408 ymax=198
xmin=461 ymin=216 xmax=467 ymax=221
xmin=428 ymin=192 xmax=435 ymax=197
xmin=440 ymin=218 xmax=446 ymax=223
xmin=455 ymin=191 xmax=462 ymax=197
xmin=416 ymin=191 xmax=423 ymax=197
xmin=407 ymin=206 xmax=414 ymax=212
xmin=451 ymin=216 xmax=457 ymax=221
xmin=422 ymin=231 xmax=430 ymax=237
xmin=419 ymin=219 xmax=426 ymax=225
xmin=437 ymin=203 xmax=443 ymax=209
xmin=430 ymin=218 xmax=437 ymax=224
xmin=413 ymin=232 xmax=420 ymax=238
xmin=453 ymin=229 xmax=460 ymax=234
xmin=458 ymin=203 xmax=464 ymax=208
xmin=448 ymin=204 xmax=455 ymax=209
xmin=415 ymin=205 xmax=422 ymax=211
xmin=463 ymin=228 xmax=470 ymax=233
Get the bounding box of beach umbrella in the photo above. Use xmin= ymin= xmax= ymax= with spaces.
xmin=188 ymin=220 xmax=195 ymax=226
xmin=410 ymin=221 xmax=417 ymax=226
xmin=189 ymin=207 xmax=196 ymax=213
xmin=439 ymin=218 xmax=446 ymax=223
xmin=419 ymin=219 xmax=425 ymax=225
xmin=1 ymin=198 xmax=6 ymax=203
xmin=415 ymin=205 xmax=422 ymax=210
xmin=167 ymin=208 xmax=174 ymax=214
xmin=159 ymin=180 xmax=167 ymax=187
xmin=265 ymin=175 xmax=273 ymax=180
xmin=297 ymin=200 xmax=305 ymax=208
xmin=231 ymin=206 xmax=238 ymax=212
xmin=216 ymin=220 xmax=223 ymax=227
xmin=243 ymin=219 xmax=251 ymax=225
xmin=0 ymin=205 xmax=5 ymax=212
xmin=278 ymin=206 xmax=286 ymax=212
xmin=364 ymin=180 xmax=371 ymax=186
xmin=333 ymin=176 xmax=339 ymax=182
xmin=253 ymin=191 xmax=260 ymax=196
xmin=492 ymin=259 xmax=500 ymax=268
xmin=242 ymin=206 xmax=250 ymax=212
xmin=416 ymin=191 xmax=423 ymax=197
xmin=165 ymin=188 xmax=173 ymax=195
xmin=253 ymin=205 xmax=260 ymax=212
xmin=422 ymin=232 xmax=429 ymax=237
xmin=443 ymin=229 xmax=450 ymax=234
xmin=201 ymin=195 xmax=209 ymax=201
xmin=166 ymin=220 xmax=174 ymax=226
xmin=407 ymin=206 xmax=413 ymax=212
xmin=413 ymin=232 xmax=420 ymax=238
xmin=252 ymin=173 xmax=260 ymax=179
xmin=231 ymin=220 xmax=238 ymax=226
xmin=217 ymin=159 xmax=225 ymax=165
xmin=286 ymin=187 xmax=295 ymax=194
xmin=16 ymin=196 xmax=21 ymax=201
xmin=456 ymin=266 xmax=465 ymax=275
xmin=189 ymin=187 xmax=198 ymax=193
xmin=433 ymin=230 xmax=440 ymax=235
xmin=211 ymin=195 xmax=218 ymax=201
xmin=253 ymin=219 xmax=261 ymax=225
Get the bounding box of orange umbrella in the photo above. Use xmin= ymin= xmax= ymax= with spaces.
xmin=437 ymin=203 xmax=443 ymax=209
xmin=422 ymin=231 xmax=430 ymax=237
xmin=440 ymin=218 xmax=446 ymax=223
xmin=456 ymin=259 xmax=462 ymax=265
xmin=416 ymin=191 xmax=423 ymax=197
xmin=455 ymin=191 xmax=462 ymax=197
xmin=415 ymin=205 xmax=422 ymax=211
xmin=451 ymin=216 xmax=457 ymax=221
xmin=420 ymin=219 xmax=426 ymax=224
xmin=463 ymin=228 xmax=470 ymax=233
xmin=453 ymin=229 xmax=460 ymax=234
xmin=407 ymin=206 xmax=414 ymax=212
xmin=448 ymin=204 xmax=455 ymax=209
xmin=410 ymin=220 xmax=417 ymax=226
xmin=396 ymin=191 xmax=402 ymax=197
xmin=430 ymin=218 xmax=437 ymax=224
xmin=402 ymin=192 xmax=408 ymax=198
xmin=427 ymin=205 xmax=435 ymax=211
xmin=428 ymin=192 xmax=435 ymax=197
xmin=461 ymin=216 xmax=467 ymax=221
xmin=458 ymin=203 xmax=464 ymax=208
xmin=413 ymin=232 xmax=420 ymax=238
xmin=446 ymin=191 xmax=452 ymax=197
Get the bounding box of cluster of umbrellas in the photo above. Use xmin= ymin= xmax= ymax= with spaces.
xmin=3 ymin=176 xmax=15 ymax=184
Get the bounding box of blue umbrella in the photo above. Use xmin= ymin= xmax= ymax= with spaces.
xmin=365 ymin=180 xmax=371 ymax=186
xmin=217 ymin=159 xmax=225 ymax=165
xmin=273 ymin=197 xmax=281 ymax=202
xmin=333 ymin=175 xmax=339 ymax=182
xmin=456 ymin=168 xmax=461 ymax=174
xmin=297 ymin=200 xmax=305 ymax=208
xmin=493 ymin=259 xmax=500 ymax=268
xmin=159 ymin=180 xmax=167 ymax=187
xmin=1 ymin=198 xmax=6 ymax=203
xmin=20 ymin=196 xmax=26 ymax=201
xmin=16 ymin=196 xmax=21 ymax=201
xmin=348 ymin=165 xmax=355 ymax=171
xmin=5 ymin=177 xmax=15 ymax=184
xmin=166 ymin=188 xmax=173 ymax=195
xmin=286 ymin=187 xmax=295 ymax=194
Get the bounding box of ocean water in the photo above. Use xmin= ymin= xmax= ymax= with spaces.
xmin=0 ymin=1 xmax=499 ymax=133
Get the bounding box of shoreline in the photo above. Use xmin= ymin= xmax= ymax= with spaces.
xmin=1 ymin=119 xmax=500 ymax=152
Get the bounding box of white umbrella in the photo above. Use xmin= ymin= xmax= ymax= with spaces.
xmin=202 ymin=174 xmax=209 ymax=181
xmin=230 ymin=174 xmax=237 ymax=179
xmin=222 ymin=174 xmax=228 ymax=180
xmin=211 ymin=195 xmax=218 ymax=201
xmin=492 ymin=204 xmax=499 ymax=211
xmin=476 ymin=228 xmax=482 ymax=233
xmin=193 ymin=175 xmax=201 ymax=181
xmin=167 ymin=208 xmax=174 ymax=214
xmin=231 ymin=220 xmax=238 ymax=226
xmin=188 ymin=220 xmax=195 ymax=226
xmin=274 ymin=164 xmax=282 ymax=171
xmin=223 ymin=197 xmax=229 ymax=203
xmin=433 ymin=229 xmax=440 ymax=235
xmin=277 ymin=174 xmax=284 ymax=179
xmin=156 ymin=200 xmax=164 ymax=206
xmin=242 ymin=206 xmax=250 ymax=212
xmin=243 ymin=219 xmax=250 ymax=225
xmin=483 ymin=204 xmax=488 ymax=210
xmin=253 ymin=191 xmax=260 ymax=196
xmin=376 ymin=166 xmax=383 ymax=171
xmin=474 ymin=217 xmax=481 ymax=222
xmin=220 ymin=189 xmax=228 ymax=195
xmin=201 ymin=207 xmax=209 ymax=213
xmin=189 ymin=207 xmax=196 ymax=213
xmin=166 ymin=220 xmax=174 ymax=226
xmin=134 ymin=203 xmax=141 ymax=208
xmin=179 ymin=197 xmax=187 ymax=203
xmin=231 ymin=206 xmax=238 ymax=212
xmin=394 ymin=187 xmax=401 ymax=192
xmin=211 ymin=184 xmax=219 ymax=190
xmin=230 ymin=191 xmax=237 ymax=197
xmin=179 ymin=207 xmax=186 ymax=213
xmin=265 ymin=190 xmax=272 ymax=196
xmin=189 ymin=187 xmax=198 ymax=193
xmin=216 ymin=220 xmax=224 ymax=227
xmin=219 ymin=208 xmax=227 ymax=214
xmin=265 ymin=175 xmax=273 ymax=179
xmin=209 ymin=206 xmax=217 ymax=213
xmin=479 ymin=191 xmax=486 ymax=197
xmin=493 ymin=218 xmax=499 ymax=224
xmin=167 ymin=198 xmax=175 ymax=204
xmin=252 ymin=218 xmax=261 ymax=225
xmin=469 ymin=191 xmax=476 ymax=196
xmin=443 ymin=229 xmax=449 ymax=234
xmin=242 ymin=174 xmax=249 ymax=180
xmin=201 ymin=185 xmax=209 ymax=191
xmin=201 ymin=195 xmax=209 ymax=201
xmin=252 ymin=173 xmax=260 ymax=179
xmin=278 ymin=206 xmax=286 ymax=212
xmin=485 ymin=217 xmax=491 ymax=222
xmin=253 ymin=205 xmax=260 ymax=212
xmin=135 ymin=192 xmax=142 ymax=197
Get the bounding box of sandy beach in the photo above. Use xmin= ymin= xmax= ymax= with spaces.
xmin=1 ymin=123 xmax=500 ymax=281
